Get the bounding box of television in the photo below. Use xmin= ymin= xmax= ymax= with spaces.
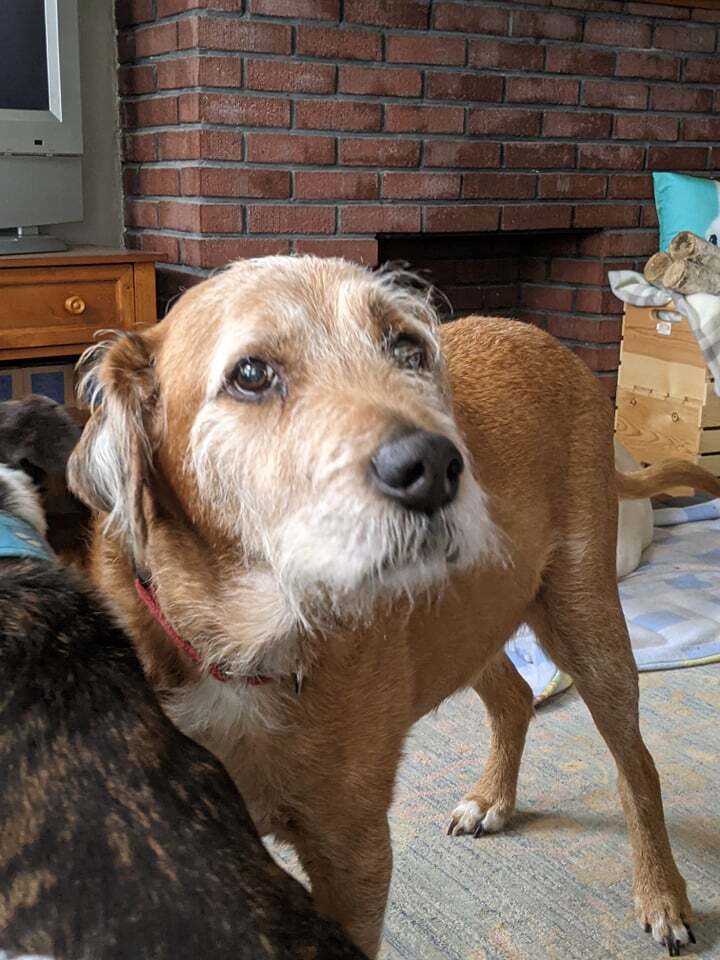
xmin=0 ymin=0 xmax=83 ymax=255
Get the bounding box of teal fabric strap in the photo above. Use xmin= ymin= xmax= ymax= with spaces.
xmin=0 ymin=510 xmax=53 ymax=561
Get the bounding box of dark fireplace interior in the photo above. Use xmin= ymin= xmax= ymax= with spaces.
xmin=379 ymin=230 xmax=620 ymax=391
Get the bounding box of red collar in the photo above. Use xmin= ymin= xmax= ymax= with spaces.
xmin=134 ymin=578 xmax=274 ymax=687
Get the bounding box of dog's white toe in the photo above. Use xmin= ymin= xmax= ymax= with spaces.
xmin=479 ymin=807 xmax=506 ymax=833
xmin=646 ymin=913 xmax=693 ymax=954
xmin=447 ymin=799 xmax=506 ymax=837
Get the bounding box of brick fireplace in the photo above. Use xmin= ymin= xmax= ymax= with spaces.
xmin=116 ymin=0 xmax=720 ymax=393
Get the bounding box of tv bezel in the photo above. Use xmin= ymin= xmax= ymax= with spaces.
xmin=0 ymin=0 xmax=82 ymax=157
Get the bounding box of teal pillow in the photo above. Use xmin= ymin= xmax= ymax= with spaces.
xmin=652 ymin=172 xmax=720 ymax=252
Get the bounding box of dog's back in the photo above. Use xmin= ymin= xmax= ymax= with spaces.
xmin=0 ymin=559 xmax=363 ymax=960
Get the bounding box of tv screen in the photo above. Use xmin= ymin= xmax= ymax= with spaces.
xmin=0 ymin=0 xmax=49 ymax=112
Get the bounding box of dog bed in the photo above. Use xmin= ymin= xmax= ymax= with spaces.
xmin=621 ymin=498 xmax=720 ymax=671
xmin=507 ymin=499 xmax=720 ymax=703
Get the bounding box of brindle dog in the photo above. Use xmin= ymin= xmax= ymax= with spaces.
xmin=0 ymin=397 xmax=365 ymax=960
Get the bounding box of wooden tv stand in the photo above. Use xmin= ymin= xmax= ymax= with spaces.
xmin=0 ymin=246 xmax=162 ymax=362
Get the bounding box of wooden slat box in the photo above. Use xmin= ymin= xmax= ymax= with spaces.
xmin=614 ymin=304 xmax=720 ymax=477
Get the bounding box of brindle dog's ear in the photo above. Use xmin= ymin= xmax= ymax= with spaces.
xmin=0 ymin=394 xmax=81 ymax=476
xmin=68 ymin=332 xmax=158 ymax=568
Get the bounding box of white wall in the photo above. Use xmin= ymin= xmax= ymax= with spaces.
xmin=49 ymin=0 xmax=123 ymax=247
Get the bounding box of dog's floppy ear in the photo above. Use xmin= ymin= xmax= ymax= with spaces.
xmin=68 ymin=332 xmax=158 ymax=568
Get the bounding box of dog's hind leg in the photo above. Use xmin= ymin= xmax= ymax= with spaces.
xmin=527 ymin=575 xmax=694 ymax=956
xmin=448 ymin=651 xmax=534 ymax=837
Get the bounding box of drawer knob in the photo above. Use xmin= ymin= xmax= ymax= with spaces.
xmin=64 ymin=295 xmax=86 ymax=315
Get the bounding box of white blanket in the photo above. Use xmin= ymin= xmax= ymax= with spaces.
xmin=507 ymin=500 xmax=720 ymax=702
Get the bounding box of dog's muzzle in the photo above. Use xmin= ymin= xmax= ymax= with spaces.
xmin=370 ymin=429 xmax=463 ymax=515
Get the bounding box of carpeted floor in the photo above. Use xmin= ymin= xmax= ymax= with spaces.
xmin=270 ymin=664 xmax=720 ymax=959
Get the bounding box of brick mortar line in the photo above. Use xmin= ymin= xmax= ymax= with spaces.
xmin=119 ymin=95 xmax=720 ymax=116
xmin=126 ymin=188 xmax=650 ymax=208
xmin=125 ymin=17 xmax=489 ymax=45
xmin=141 ymin=1 xmax=713 ymax=20
xmin=136 ymin=5 xmax=720 ymax=36
xmin=124 ymin=47 xmax=717 ymax=67
xmin=123 ymin=165 xmax=710 ymax=177
xmin=489 ymin=0 xmax=695 ymax=12
xmin=120 ymin=46 xmax=720 ymax=71
xmin=123 ymin=153 xmax=711 ymax=170
xmin=119 ymin=128 xmax=717 ymax=151
xmin=120 ymin=40 xmax=720 ymax=62
xmin=120 ymin=124 xmax=720 ymax=150
xmin=126 ymin=226 xmax=379 ymax=240
xmin=121 ymin=121 xmax=720 ymax=136
xmin=236 ymin=17 xmax=704 ymax=35
xmin=124 ymin=189 xmax=654 ymax=204
xmin=120 ymin=93 xmax=720 ymax=112
xmin=118 ymin=105 xmax=720 ymax=132
xmin=118 ymin=85 xmax=720 ymax=105
xmin=122 ymin=130 xmax=718 ymax=151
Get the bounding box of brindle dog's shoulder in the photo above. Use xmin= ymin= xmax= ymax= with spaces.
xmin=0 ymin=559 xmax=365 ymax=960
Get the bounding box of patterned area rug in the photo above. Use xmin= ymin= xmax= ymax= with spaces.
xmin=269 ymin=665 xmax=720 ymax=959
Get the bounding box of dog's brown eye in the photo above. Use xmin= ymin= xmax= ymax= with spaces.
xmin=230 ymin=358 xmax=275 ymax=396
xmin=389 ymin=335 xmax=426 ymax=372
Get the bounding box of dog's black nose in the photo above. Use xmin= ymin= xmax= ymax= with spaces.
xmin=370 ymin=429 xmax=464 ymax=514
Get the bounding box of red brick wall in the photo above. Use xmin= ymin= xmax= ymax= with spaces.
xmin=116 ymin=0 xmax=720 ymax=388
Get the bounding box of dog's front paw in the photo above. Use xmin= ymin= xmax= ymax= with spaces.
xmin=637 ymin=893 xmax=695 ymax=956
xmin=447 ymin=798 xmax=507 ymax=838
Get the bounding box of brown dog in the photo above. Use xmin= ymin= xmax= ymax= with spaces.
xmin=68 ymin=256 xmax=705 ymax=958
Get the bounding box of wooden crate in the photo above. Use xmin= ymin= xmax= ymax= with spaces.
xmin=614 ymin=304 xmax=720 ymax=478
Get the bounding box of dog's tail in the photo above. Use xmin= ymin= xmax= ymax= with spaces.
xmin=616 ymin=459 xmax=720 ymax=500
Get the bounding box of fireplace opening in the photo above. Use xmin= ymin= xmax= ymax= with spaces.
xmin=379 ymin=230 xmax=621 ymax=395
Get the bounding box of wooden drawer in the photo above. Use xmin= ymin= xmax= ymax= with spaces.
xmin=0 ymin=264 xmax=135 ymax=351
